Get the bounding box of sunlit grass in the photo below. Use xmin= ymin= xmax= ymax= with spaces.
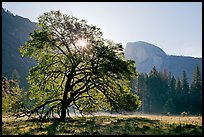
xmin=2 ymin=113 xmax=202 ymax=135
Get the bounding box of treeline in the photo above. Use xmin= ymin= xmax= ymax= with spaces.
xmin=132 ymin=64 xmax=202 ymax=115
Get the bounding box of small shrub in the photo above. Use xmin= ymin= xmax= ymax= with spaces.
xmin=167 ymin=112 xmax=171 ymax=116
xmin=181 ymin=112 xmax=188 ymax=117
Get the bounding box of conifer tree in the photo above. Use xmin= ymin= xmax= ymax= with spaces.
xmin=181 ymin=70 xmax=190 ymax=112
xmin=175 ymin=77 xmax=182 ymax=113
xmin=190 ymin=64 xmax=202 ymax=114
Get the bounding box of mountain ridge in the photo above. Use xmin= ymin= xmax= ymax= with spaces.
xmin=2 ymin=8 xmax=38 ymax=90
xmin=2 ymin=8 xmax=202 ymax=89
xmin=124 ymin=41 xmax=202 ymax=83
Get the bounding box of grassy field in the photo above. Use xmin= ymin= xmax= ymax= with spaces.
xmin=2 ymin=113 xmax=202 ymax=135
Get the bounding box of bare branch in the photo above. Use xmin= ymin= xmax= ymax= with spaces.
xmin=32 ymin=98 xmax=62 ymax=112
xmin=43 ymin=102 xmax=61 ymax=119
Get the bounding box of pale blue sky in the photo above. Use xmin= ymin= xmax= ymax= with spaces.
xmin=2 ymin=2 xmax=202 ymax=58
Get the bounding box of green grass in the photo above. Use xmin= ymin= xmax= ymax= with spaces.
xmin=2 ymin=114 xmax=202 ymax=135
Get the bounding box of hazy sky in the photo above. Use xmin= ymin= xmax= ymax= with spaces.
xmin=2 ymin=2 xmax=202 ymax=58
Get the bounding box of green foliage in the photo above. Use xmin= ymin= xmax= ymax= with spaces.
xmin=2 ymin=76 xmax=24 ymax=113
xmin=181 ymin=71 xmax=189 ymax=93
xmin=19 ymin=10 xmax=140 ymax=119
xmin=135 ymin=65 xmax=202 ymax=115
xmin=189 ymin=65 xmax=202 ymax=114
xmin=116 ymin=92 xmax=141 ymax=112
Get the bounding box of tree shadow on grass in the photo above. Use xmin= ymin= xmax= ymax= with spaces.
xmin=63 ymin=116 xmax=162 ymax=135
xmin=22 ymin=117 xmax=96 ymax=135
xmin=20 ymin=116 xmax=202 ymax=135
xmin=107 ymin=117 xmax=162 ymax=135
xmin=23 ymin=118 xmax=62 ymax=135
xmin=20 ymin=116 xmax=162 ymax=135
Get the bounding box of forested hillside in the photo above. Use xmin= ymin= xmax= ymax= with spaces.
xmin=2 ymin=8 xmax=38 ymax=90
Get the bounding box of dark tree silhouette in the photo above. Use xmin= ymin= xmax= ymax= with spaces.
xmin=189 ymin=64 xmax=202 ymax=114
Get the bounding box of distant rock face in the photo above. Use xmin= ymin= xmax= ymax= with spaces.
xmin=124 ymin=41 xmax=202 ymax=83
xmin=125 ymin=41 xmax=167 ymax=73
xmin=2 ymin=8 xmax=38 ymax=90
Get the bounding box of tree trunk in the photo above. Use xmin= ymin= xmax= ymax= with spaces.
xmin=60 ymin=77 xmax=72 ymax=120
xmin=60 ymin=99 xmax=68 ymax=121
xmin=60 ymin=76 xmax=72 ymax=121
xmin=60 ymin=97 xmax=73 ymax=121
xmin=60 ymin=66 xmax=76 ymax=121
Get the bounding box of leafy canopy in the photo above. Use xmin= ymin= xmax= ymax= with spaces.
xmin=2 ymin=76 xmax=23 ymax=113
xmin=19 ymin=10 xmax=141 ymax=119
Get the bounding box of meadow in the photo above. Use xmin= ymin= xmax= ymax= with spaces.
xmin=2 ymin=112 xmax=202 ymax=135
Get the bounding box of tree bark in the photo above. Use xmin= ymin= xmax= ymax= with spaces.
xmin=60 ymin=75 xmax=73 ymax=120
xmin=60 ymin=65 xmax=77 ymax=121
xmin=60 ymin=97 xmax=68 ymax=121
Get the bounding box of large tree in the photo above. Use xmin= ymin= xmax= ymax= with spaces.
xmin=19 ymin=11 xmax=141 ymax=120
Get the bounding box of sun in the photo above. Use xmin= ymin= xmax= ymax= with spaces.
xmin=75 ymin=38 xmax=88 ymax=50
xmin=78 ymin=39 xmax=87 ymax=48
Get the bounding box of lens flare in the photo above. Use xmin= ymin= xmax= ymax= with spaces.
xmin=75 ymin=38 xmax=87 ymax=50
